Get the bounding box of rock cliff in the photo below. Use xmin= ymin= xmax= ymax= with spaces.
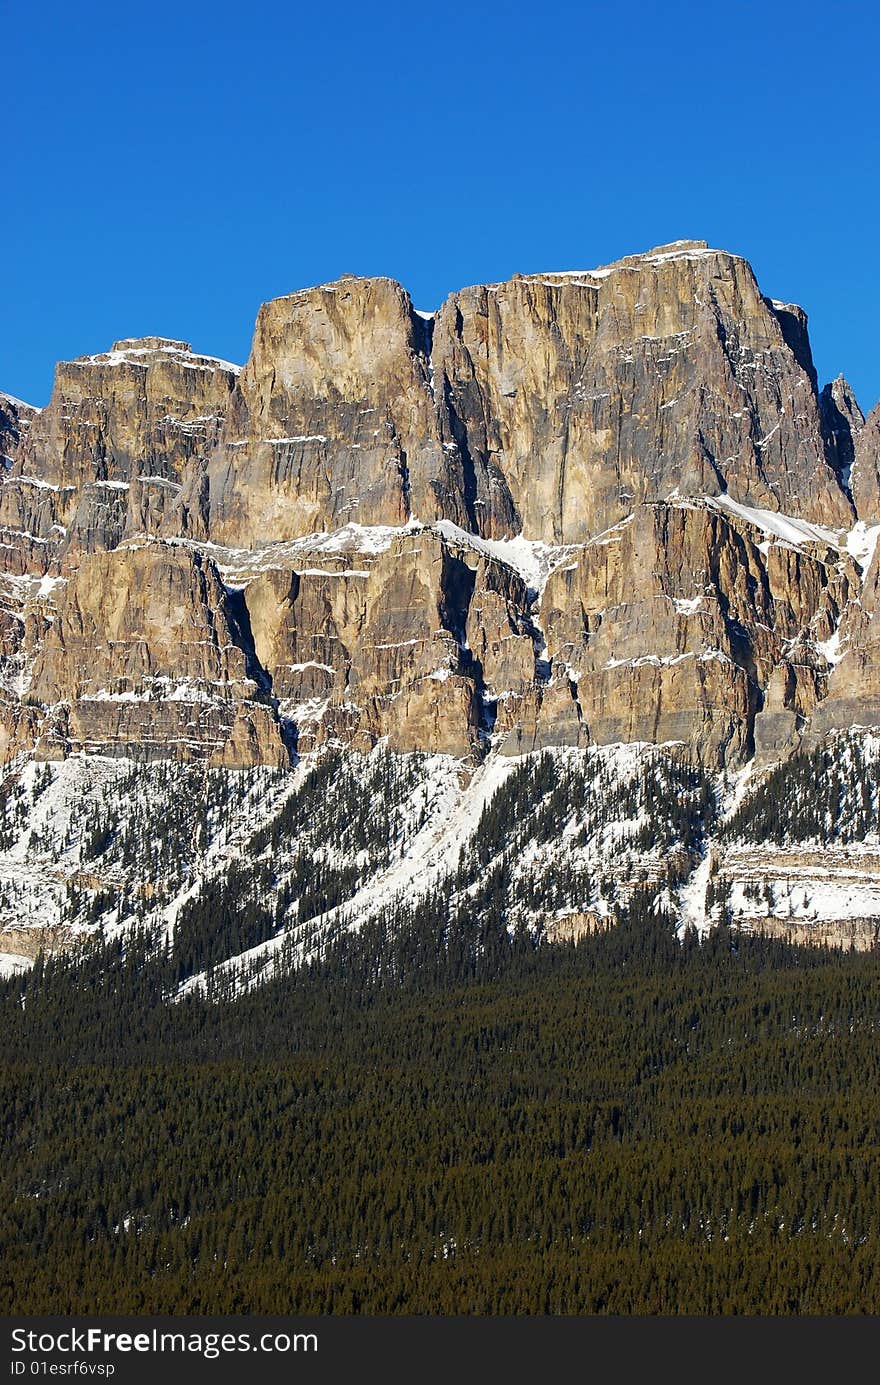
xmin=1 ymin=240 xmax=877 ymax=772
xmin=0 ymin=339 xmax=239 ymax=574
xmin=20 ymin=543 xmax=286 ymax=768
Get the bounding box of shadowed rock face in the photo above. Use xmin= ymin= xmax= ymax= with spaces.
xmin=820 ymin=375 xmax=863 ymax=489
xmin=0 ymin=393 xmax=39 ymax=467
xmin=0 ymin=241 xmax=876 ymax=769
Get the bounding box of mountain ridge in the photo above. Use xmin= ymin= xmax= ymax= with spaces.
xmin=3 ymin=239 xmax=880 ymax=969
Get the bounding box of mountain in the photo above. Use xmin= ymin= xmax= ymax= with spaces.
xmin=2 ymin=238 xmax=880 ymax=977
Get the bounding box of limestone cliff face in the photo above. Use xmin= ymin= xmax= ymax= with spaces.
xmin=243 ymin=529 xmax=527 ymax=758
xmin=1 ymin=339 xmax=239 ymax=572
xmin=23 ymin=543 xmax=286 ymax=767
xmin=0 ymin=392 xmax=39 ymax=467
xmin=851 ymin=404 xmax=880 ymax=521
xmin=191 ymin=241 xmax=855 ymax=549
xmin=431 ymin=244 xmax=852 ymax=542
xmin=821 ymin=375 xmax=863 ymax=491
xmin=202 ymin=277 xmax=470 ymax=546
xmin=25 ymin=338 xmax=239 ymax=491
xmin=804 ymin=534 xmax=880 ymax=738
xmin=0 ymin=395 xmax=51 ymax=575
xmin=519 ymin=499 xmax=853 ymax=765
xmin=0 ymin=241 xmax=876 ymax=771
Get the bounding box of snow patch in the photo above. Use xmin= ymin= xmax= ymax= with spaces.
xmin=0 ymin=392 xmax=41 ymax=413
xmin=0 ymin=951 xmax=33 ymax=977
xmin=846 ymin=521 xmax=880 ymax=578
xmin=672 ymin=596 xmax=703 ymax=615
xmin=266 ymin=435 xmax=328 ymax=445
xmin=709 ymin=494 xmax=842 ymax=549
xmin=432 ymin=519 xmax=576 ymax=597
xmin=678 ymin=851 xmax=713 ymax=938
xmin=81 ymin=346 xmax=241 ymax=373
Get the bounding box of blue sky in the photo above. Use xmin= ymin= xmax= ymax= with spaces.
xmin=4 ymin=0 xmax=878 ymax=412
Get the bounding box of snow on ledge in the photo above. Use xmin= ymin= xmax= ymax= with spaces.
xmin=846 ymin=521 xmax=880 ymax=579
xmin=708 ymin=493 xmax=843 ymax=549
xmin=663 ymin=493 xmax=880 ymax=578
xmin=432 ymin=519 xmax=576 ymax=596
xmin=77 ymin=345 xmax=242 ymax=374
xmin=0 ymin=391 xmax=42 ymax=413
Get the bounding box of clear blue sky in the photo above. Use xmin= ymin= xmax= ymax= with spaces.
xmin=4 ymin=0 xmax=878 ymax=413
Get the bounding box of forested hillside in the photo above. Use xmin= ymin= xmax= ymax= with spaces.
xmin=3 ymin=891 xmax=880 ymax=1315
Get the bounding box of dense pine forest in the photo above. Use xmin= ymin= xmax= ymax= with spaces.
xmin=3 ymin=877 xmax=880 ymax=1315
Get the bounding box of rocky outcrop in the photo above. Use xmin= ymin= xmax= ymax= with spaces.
xmin=242 ymin=527 xmax=535 ymax=757
xmin=109 ymin=242 xmax=857 ymax=553
xmin=219 ymin=498 xmax=861 ymax=769
xmin=712 ymin=839 xmax=880 ymax=953
xmin=818 ymin=376 xmax=880 ymax=524
xmin=0 ymin=392 xmax=39 ymax=468
xmin=526 ymin=500 xmax=856 ymax=765
xmin=806 ymin=533 xmax=880 ymax=738
xmin=0 ymin=241 xmax=876 ymax=770
xmin=821 ymin=374 xmax=863 ymax=491
xmin=1 ymin=339 xmax=239 ymax=572
xmin=851 ymin=403 xmax=880 ymax=521
xmin=202 ymin=278 xmax=469 ymax=546
xmin=431 ymin=242 xmax=853 ymax=542
xmin=24 ymin=338 xmax=240 ymax=493
xmin=20 ymin=543 xmax=287 ymax=767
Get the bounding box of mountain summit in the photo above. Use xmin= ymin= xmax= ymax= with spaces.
xmin=2 ymin=242 xmax=880 ymax=968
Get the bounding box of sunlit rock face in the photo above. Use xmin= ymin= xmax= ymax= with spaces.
xmin=1 ymin=240 xmax=875 ymax=769
xmin=431 ymin=242 xmax=852 ymax=542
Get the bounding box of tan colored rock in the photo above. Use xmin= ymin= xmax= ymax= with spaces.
xmin=230 ymin=498 xmax=857 ymax=769
xmin=805 ymin=532 xmax=880 ymax=737
xmin=752 ymin=662 xmax=825 ymax=763
xmin=204 ymin=277 xmax=469 ymax=545
xmin=21 ymin=542 xmax=288 ymax=766
xmin=245 ymin=530 xmax=481 ymax=756
xmin=745 ymin=917 xmax=880 ymax=950
xmin=532 ymin=500 xmax=854 ymax=766
xmin=544 ymin=911 xmax=612 ymax=943
xmin=0 ymin=340 xmax=239 ymax=571
xmin=432 ymin=242 xmax=852 ymax=542
xmin=0 ymin=694 xmax=42 ymax=763
xmin=24 ymin=338 xmax=239 ymax=492
xmin=0 ymin=924 xmax=73 ymax=961
xmin=0 ymin=245 xmax=872 ymax=774
xmin=852 ymin=403 xmax=880 ymax=521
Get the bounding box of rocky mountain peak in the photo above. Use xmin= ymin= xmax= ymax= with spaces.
xmin=820 ymin=372 xmax=865 ymax=497
xmin=4 ymin=240 xmax=880 ymax=966
xmin=851 ymin=400 xmax=880 ymax=521
xmin=0 ymin=239 xmax=873 ymax=780
xmin=645 ymin=238 xmax=710 ymax=254
xmin=432 ymin=242 xmax=851 ymax=542
xmin=110 ymin=336 xmax=195 ymax=354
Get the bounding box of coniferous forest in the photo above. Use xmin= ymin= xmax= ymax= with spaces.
xmin=3 ymin=873 xmax=880 ymax=1315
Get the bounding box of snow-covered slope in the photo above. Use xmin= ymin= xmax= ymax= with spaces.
xmin=3 ymin=733 xmax=880 ymax=987
xmin=0 ymin=739 xmax=717 ymax=986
